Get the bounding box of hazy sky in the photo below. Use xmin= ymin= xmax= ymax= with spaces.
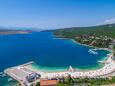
xmin=0 ymin=0 xmax=115 ymax=29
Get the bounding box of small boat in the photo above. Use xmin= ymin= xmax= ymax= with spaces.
xmin=88 ymin=49 xmax=98 ymax=55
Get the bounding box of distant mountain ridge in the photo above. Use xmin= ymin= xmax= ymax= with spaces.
xmin=53 ymin=23 xmax=115 ymax=38
xmin=0 ymin=27 xmax=32 ymax=35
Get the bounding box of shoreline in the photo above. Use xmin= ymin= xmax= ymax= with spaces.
xmin=54 ymin=37 xmax=111 ymax=52
xmin=4 ymin=53 xmax=115 ymax=80
xmin=3 ymin=53 xmax=115 ymax=86
xmin=29 ymin=52 xmax=113 ymax=73
xmin=49 ymin=36 xmax=113 ymax=71
xmin=29 ymin=62 xmax=105 ymax=72
xmin=53 ymin=33 xmax=112 ymax=51
xmin=3 ymin=33 xmax=115 ymax=85
xmin=71 ymin=39 xmax=112 ymax=52
xmin=5 ymin=51 xmax=113 ymax=73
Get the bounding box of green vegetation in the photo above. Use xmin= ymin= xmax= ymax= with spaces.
xmin=113 ymin=45 xmax=115 ymax=50
xmin=57 ymin=76 xmax=115 ymax=86
xmin=113 ymin=45 xmax=115 ymax=56
xmin=54 ymin=24 xmax=115 ymax=48
xmin=35 ymin=82 xmax=40 ymax=86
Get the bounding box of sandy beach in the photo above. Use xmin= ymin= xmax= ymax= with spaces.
xmin=4 ymin=53 xmax=115 ymax=86
xmin=9 ymin=53 xmax=114 ymax=79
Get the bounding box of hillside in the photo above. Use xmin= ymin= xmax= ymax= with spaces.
xmin=53 ymin=24 xmax=115 ymax=48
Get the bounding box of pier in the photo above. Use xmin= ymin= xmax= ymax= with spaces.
xmin=4 ymin=62 xmax=41 ymax=86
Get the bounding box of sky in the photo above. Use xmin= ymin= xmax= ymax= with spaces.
xmin=0 ymin=0 xmax=115 ymax=29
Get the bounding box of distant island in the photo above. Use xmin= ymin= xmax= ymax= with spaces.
xmin=0 ymin=28 xmax=31 ymax=35
xmin=53 ymin=24 xmax=115 ymax=49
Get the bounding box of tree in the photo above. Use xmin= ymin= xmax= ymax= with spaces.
xmin=113 ymin=45 xmax=115 ymax=56
xmin=35 ymin=82 xmax=40 ymax=86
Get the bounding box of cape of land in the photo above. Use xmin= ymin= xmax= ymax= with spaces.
xmin=0 ymin=27 xmax=31 ymax=35
xmin=53 ymin=24 xmax=115 ymax=48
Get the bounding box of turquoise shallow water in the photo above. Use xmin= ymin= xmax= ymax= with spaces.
xmin=29 ymin=62 xmax=104 ymax=72
xmin=0 ymin=74 xmax=18 ymax=86
xmin=0 ymin=32 xmax=110 ymax=85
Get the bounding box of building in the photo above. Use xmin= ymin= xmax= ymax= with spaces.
xmin=26 ymin=72 xmax=41 ymax=83
xmin=40 ymin=80 xmax=57 ymax=86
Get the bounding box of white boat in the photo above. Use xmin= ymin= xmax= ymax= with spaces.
xmin=88 ymin=49 xmax=98 ymax=55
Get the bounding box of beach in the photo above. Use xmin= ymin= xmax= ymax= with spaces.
xmin=25 ymin=53 xmax=115 ymax=78
xmin=4 ymin=53 xmax=115 ymax=85
xmin=0 ymin=32 xmax=111 ymax=85
xmin=3 ymin=54 xmax=115 ymax=86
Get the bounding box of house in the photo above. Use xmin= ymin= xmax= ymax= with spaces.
xmin=26 ymin=72 xmax=41 ymax=83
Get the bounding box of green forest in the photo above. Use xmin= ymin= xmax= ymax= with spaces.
xmin=54 ymin=24 xmax=115 ymax=48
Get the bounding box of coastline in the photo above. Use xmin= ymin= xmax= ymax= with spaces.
xmin=54 ymin=36 xmax=112 ymax=54
xmin=29 ymin=53 xmax=112 ymax=72
xmin=29 ymin=62 xmax=104 ymax=72
xmin=4 ymin=53 xmax=115 ymax=80
xmin=51 ymin=36 xmax=112 ymax=71
xmin=71 ymin=39 xmax=112 ymax=51
xmin=53 ymin=35 xmax=111 ymax=51
xmin=3 ymin=52 xmax=115 ymax=86
xmin=2 ymin=32 xmax=114 ymax=85
xmin=1 ymin=33 xmax=112 ymax=74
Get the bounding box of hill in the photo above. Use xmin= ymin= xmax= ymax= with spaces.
xmin=53 ymin=24 xmax=115 ymax=48
xmin=0 ymin=27 xmax=32 ymax=35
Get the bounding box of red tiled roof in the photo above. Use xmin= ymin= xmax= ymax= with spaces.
xmin=40 ymin=80 xmax=57 ymax=86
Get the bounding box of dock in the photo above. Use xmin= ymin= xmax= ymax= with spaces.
xmin=4 ymin=62 xmax=40 ymax=86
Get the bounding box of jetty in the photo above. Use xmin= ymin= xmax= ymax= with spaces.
xmin=4 ymin=62 xmax=41 ymax=86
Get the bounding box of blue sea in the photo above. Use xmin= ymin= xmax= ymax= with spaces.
xmin=0 ymin=32 xmax=109 ymax=86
